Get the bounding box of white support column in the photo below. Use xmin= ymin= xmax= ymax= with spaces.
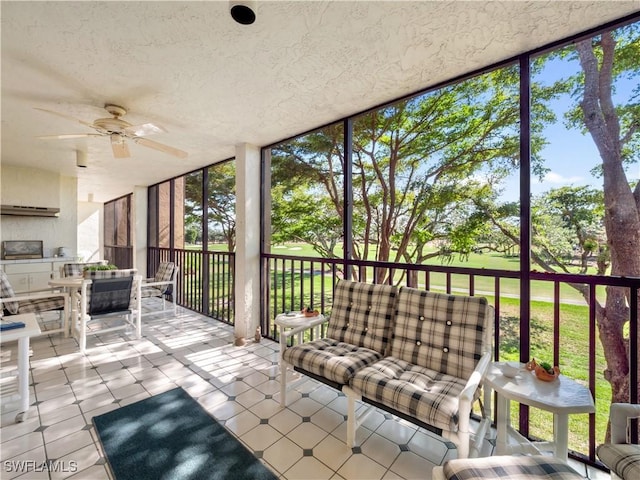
xmin=133 ymin=185 xmax=148 ymax=276
xmin=234 ymin=143 xmax=261 ymax=345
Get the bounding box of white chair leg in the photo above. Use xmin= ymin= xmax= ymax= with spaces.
xmin=346 ymin=392 xmax=357 ymax=447
xmin=80 ymin=315 xmax=86 ymax=353
xmin=135 ymin=309 xmax=141 ymax=338
xmin=280 ymin=361 xmax=288 ymax=407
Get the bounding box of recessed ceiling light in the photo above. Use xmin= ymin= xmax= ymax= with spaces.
xmin=230 ymin=1 xmax=256 ymax=25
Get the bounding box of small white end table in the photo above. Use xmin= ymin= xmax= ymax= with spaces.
xmin=484 ymin=361 xmax=595 ymax=462
xmin=0 ymin=313 xmax=41 ymax=422
xmin=275 ymin=311 xmax=325 ymax=404
xmin=274 ymin=311 xmax=325 ymax=363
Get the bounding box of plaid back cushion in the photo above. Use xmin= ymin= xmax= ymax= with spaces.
xmin=0 ymin=270 xmax=19 ymax=314
xmin=83 ymin=269 xmax=139 ymax=310
xmin=63 ymin=263 xmax=87 ymax=277
xmin=390 ymin=287 xmax=489 ymax=380
xmin=63 ymin=262 xmax=106 ymax=277
xmin=154 ymin=262 xmax=175 ymax=294
xmin=326 ymin=279 xmax=398 ymax=353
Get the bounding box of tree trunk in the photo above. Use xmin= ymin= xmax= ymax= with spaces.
xmin=576 ymin=33 xmax=640 ymax=408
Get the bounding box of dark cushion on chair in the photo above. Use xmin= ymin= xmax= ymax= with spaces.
xmin=442 ymin=455 xmax=585 ymax=480
xmin=83 ymin=269 xmax=138 ymax=310
xmin=282 ymin=338 xmax=383 ymax=385
xmin=88 ymin=277 xmax=133 ymax=315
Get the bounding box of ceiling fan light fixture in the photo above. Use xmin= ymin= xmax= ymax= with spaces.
xmin=230 ymin=1 xmax=256 ymax=25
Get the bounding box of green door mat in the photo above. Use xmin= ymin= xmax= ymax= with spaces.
xmin=93 ymin=387 xmax=278 ymax=480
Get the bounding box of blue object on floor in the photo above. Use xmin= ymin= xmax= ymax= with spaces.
xmin=93 ymin=386 xmax=277 ymax=480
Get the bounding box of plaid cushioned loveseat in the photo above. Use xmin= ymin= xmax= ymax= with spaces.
xmin=280 ymin=279 xmax=494 ymax=459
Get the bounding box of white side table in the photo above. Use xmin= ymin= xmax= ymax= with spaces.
xmin=0 ymin=313 xmax=41 ymax=422
xmin=274 ymin=311 xmax=325 ymax=365
xmin=484 ymin=362 xmax=595 ymax=462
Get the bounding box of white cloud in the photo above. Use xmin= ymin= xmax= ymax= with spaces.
xmin=540 ymin=171 xmax=584 ymax=184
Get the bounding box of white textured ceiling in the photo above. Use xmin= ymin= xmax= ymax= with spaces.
xmin=2 ymin=1 xmax=639 ymax=203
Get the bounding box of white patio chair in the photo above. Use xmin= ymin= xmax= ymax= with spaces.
xmin=141 ymin=262 xmax=178 ymax=317
xmin=0 ymin=270 xmax=69 ymax=336
xmin=74 ymin=269 xmax=141 ymax=353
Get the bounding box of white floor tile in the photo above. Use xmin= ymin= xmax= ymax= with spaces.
xmin=337 ymin=453 xmax=388 ymax=480
xmin=0 ymin=307 xmax=565 ymax=480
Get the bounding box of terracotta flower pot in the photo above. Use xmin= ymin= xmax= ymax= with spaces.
xmin=534 ymin=364 xmax=560 ymax=382
xmin=302 ymin=307 xmax=319 ymax=317
xmin=525 ymin=358 xmax=560 ymax=381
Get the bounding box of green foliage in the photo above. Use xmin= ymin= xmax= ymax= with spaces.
xmin=83 ymin=264 xmax=117 ymax=271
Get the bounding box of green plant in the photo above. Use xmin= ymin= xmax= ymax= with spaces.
xmin=83 ymin=264 xmax=117 ymax=271
xmin=539 ymin=361 xmax=554 ymax=374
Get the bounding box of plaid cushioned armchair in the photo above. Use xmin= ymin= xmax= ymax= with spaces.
xmin=0 ymin=270 xmax=69 ymax=336
xmin=597 ymin=403 xmax=640 ymax=480
xmin=141 ymin=262 xmax=178 ymax=317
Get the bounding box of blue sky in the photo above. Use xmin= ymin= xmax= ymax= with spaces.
xmin=499 ymin=53 xmax=638 ymax=202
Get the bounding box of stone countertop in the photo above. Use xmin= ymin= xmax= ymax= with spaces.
xmin=0 ymin=257 xmax=75 ymax=265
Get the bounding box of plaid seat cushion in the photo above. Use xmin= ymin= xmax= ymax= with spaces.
xmin=83 ymin=269 xmax=138 ymax=310
xmin=282 ymin=338 xmax=383 ymax=385
xmin=390 ymin=287 xmax=489 ymax=380
xmin=0 ymin=271 xmax=19 ymax=314
xmin=326 ymin=279 xmax=397 ymax=353
xmin=17 ymin=296 xmax=66 ymax=313
xmin=442 ymin=455 xmax=585 ymax=480
xmin=141 ymin=286 xmax=164 ymax=298
xmin=349 ymin=356 xmax=468 ymax=431
xmin=597 ymin=443 xmax=640 ymax=480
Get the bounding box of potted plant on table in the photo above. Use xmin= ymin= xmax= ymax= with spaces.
xmin=525 ymin=358 xmax=560 ymax=381
xmin=83 ymin=264 xmax=118 ymax=272
xmin=302 ymin=306 xmax=319 ymax=317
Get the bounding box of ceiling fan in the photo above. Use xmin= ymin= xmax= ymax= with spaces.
xmin=35 ymin=104 xmax=188 ymax=159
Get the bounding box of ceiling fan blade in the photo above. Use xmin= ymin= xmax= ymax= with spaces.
xmin=111 ymin=134 xmax=130 ymax=159
xmin=38 ymin=133 xmax=102 ymax=140
xmin=134 ymin=137 xmax=188 ymax=158
xmin=124 ymin=122 xmax=166 ymax=137
xmin=34 ymin=107 xmax=95 ymax=129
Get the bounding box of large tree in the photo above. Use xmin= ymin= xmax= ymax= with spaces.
xmin=572 ymin=27 xmax=640 ymax=405
xmin=271 ymin=67 xmax=558 ymax=283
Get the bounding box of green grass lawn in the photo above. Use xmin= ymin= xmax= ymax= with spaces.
xmin=268 ymin=243 xmax=605 ymax=304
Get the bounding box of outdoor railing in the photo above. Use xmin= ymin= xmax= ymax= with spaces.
xmin=148 ymin=247 xmax=235 ymax=324
xmin=261 ymin=252 xmax=640 ymax=468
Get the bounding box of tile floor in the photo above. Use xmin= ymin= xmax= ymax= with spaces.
xmin=1 ymin=305 xmax=609 ymax=479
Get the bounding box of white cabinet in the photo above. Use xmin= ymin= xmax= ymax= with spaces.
xmin=2 ymin=260 xmax=65 ymax=293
